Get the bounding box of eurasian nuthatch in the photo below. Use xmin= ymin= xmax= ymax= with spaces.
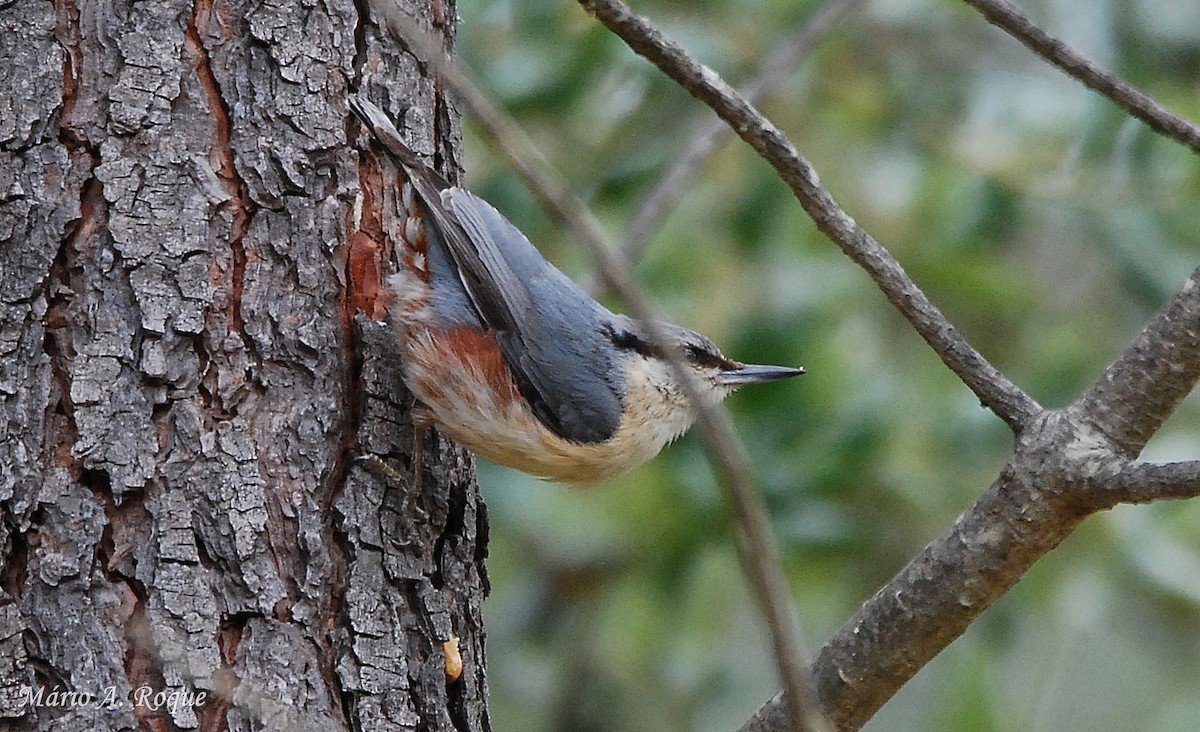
xmin=352 ymin=96 xmax=803 ymax=486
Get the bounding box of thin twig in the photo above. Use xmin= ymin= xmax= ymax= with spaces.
xmin=962 ymin=0 xmax=1200 ymax=156
xmin=366 ymin=0 xmax=612 ymax=264
xmin=588 ymin=0 xmax=865 ymax=295
xmin=1099 ymin=460 xmax=1200 ymax=504
xmin=363 ymin=4 xmax=830 ymax=732
xmin=576 ymin=0 xmax=1041 ymax=434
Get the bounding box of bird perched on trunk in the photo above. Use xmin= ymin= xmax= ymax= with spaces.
xmin=351 ymin=96 xmax=803 ymax=486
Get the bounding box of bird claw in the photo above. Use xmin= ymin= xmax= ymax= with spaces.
xmin=356 ymin=453 xmax=406 ymax=483
xmin=356 ymin=452 xmax=430 ymax=523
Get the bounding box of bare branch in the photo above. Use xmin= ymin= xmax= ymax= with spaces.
xmin=364 ymin=5 xmax=830 ymax=731
xmin=962 ymin=0 xmax=1200 ymax=155
xmin=577 ymin=0 xmax=1040 ymax=432
xmin=1074 ymin=266 xmax=1200 ymax=456
xmin=738 ymin=408 xmax=1098 ymax=732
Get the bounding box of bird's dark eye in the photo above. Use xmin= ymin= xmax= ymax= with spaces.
xmin=683 ymin=343 xmax=729 ymax=369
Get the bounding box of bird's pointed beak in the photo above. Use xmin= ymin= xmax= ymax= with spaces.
xmin=717 ymin=363 xmax=806 ymax=386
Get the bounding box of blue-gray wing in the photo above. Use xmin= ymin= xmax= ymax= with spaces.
xmin=350 ymin=95 xmax=623 ymax=442
xmin=443 ymin=188 xmax=624 ymax=444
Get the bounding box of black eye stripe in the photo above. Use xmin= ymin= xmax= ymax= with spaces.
xmin=607 ymin=325 xmax=733 ymax=370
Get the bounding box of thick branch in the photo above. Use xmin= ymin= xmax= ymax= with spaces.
xmin=962 ymin=0 xmax=1200 ymax=156
xmin=578 ymin=0 xmax=1040 ymax=433
xmin=740 ymin=366 xmax=1200 ymax=732
xmin=1075 ymin=266 xmax=1200 ymax=455
xmin=735 ymin=259 xmax=1200 ymax=731
xmin=740 ymin=410 xmax=1094 ymax=732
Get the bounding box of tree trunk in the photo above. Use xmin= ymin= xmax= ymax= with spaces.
xmin=0 ymin=1 xmax=491 ymax=729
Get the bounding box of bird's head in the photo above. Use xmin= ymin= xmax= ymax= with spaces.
xmin=606 ymin=318 xmax=804 ymax=442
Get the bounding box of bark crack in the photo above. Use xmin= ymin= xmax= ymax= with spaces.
xmin=43 ymin=162 xmax=101 ymax=467
xmin=46 ymin=0 xmax=98 ymax=446
xmin=350 ymin=0 xmax=369 ymax=89
xmin=85 ymin=470 xmax=179 ymax=732
xmin=186 ymin=0 xmax=263 ymax=421
xmin=195 ymin=611 xmax=252 ymax=732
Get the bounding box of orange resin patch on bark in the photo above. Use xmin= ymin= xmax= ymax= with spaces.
xmin=347 ymin=230 xmax=391 ymax=319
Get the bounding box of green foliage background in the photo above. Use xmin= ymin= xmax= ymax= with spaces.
xmin=452 ymin=0 xmax=1200 ymax=729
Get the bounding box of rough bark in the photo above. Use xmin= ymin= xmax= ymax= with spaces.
xmin=1 ymin=1 xmax=490 ymax=730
